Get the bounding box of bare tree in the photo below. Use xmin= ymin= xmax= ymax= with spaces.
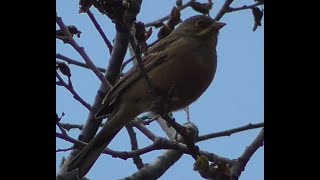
xmin=56 ymin=0 xmax=264 ymax=179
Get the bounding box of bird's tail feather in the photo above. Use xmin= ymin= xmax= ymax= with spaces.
xmin=67 ymin=103 xmax=139 ymax=178
xmin=95 ymin=103 xmax=114 ymax=119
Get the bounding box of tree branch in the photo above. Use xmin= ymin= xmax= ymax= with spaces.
xmin=133 ymin=119 xmax=158 ymax=141
xmin=126 ymin=124 xmax=145 ymax=170
xmin=56 ymin=147 xmax=73 ymax=152
xmin=87 ymin=10 xmax=113 ymax=54
xmin=119 ymin=141 xmax=232 ymax=180
xmin=56 ymin=53 xmax=106 ymax=72
xmin=121 ymin=39 xmax=160 ymax=72
xmin=121 ymin=55 xmax=136 ymax=71
xmin=214 ymin=0 xmax=234 ymax=21
xmin=227 ymin=2 xmax=263 ymax=13
xmin=56 ymin=14 xmax=112 ymax=89
xmin=57 ymin=1 xmax=143 ymax=179
xmin=229 ymin=128 xmax=264 ymax=179
xmin=119 ymin=149 xmax=183 ymax=180
xmin=60 ymin=123 xmax=84 ymax=131
xmin=123 ymin=118 xmax=200 ymax=180
xmin=129 ymin=35 xmax=157 ymax=97
xmin=197 ymin=122 xmax=264 ymax=142
xmin=145 ymin=0 xmax=196 ymax=27
xmin=56 ymin=119 xmax=68 ymax=136
xmin=56 ymin=72 xmax=91 ymax=110
xmin=160 ymin=114 xmax=200 ymax=160
xmin=56 ymin=131 xmax=231 ymax=165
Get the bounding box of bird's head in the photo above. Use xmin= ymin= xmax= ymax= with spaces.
xmin=174 ymin=15 xmax=226 ymax=39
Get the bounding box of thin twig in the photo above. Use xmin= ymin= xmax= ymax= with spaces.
xmin=124 ymin=139 xmax=232 ymax=180
xmin=87 ymin=10 xmax=113 ymax=54
xmin=56 ymin=120 xmax=68 ymax=136
xmin=59 ymin=122 xmax=105 ymax=131
xmin=129 ymin=34 xmax=157 ymax=97
xmin=56 ymin=53 xmax=106 ymax=72
xmin=56 ymin=129 xmax=231 ymax=165
xmin=104 ymin=31 xmax=130 ymax=85
xmin=56 ymin=73 xmax=91 ymax=110
xmin=214 ymin=0 xmax=234 ymax=21
xmin=126 ymin=124 xmax=144 ymax=169
xmin=229 ymin=128 xmax=264 ymax=179
xmin=56 ymin=14 xmax=112 ymax=89
xmin=145 ymin=0 xmax=196 ymax=27
xmin=56 ymin=132 xmax=84 ymax=145
xmin=227 ymin=2 xmax=263 ymax=13
xmin=121 ymin=55 xmax=136 ymax=71
xmin=112 ymin=138 xmax=232 ymax=164
xmin=114 ymin=138 xmax=176 ymax=159
xmin=197 ymin=122 xmax=264 ymax=142
xmin=56 ymin=147 xmax=73 ymax=152
xmin=121 ymin=39 xmax=160 ymax=71
xmin=60 ymin=123 xmax=84 ymax=131
xmin=133 ymin=119 xmax=158 ymax=141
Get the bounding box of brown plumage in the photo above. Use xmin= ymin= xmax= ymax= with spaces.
xmin=67 ymin=15 xmax=226 ymax=178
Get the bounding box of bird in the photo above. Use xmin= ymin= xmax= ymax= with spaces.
xmin=67 ymin=15 xmax=226 ymax=178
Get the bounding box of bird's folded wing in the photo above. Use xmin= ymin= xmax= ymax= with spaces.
xmin=102 ymin=34 xmax=182 ymax=106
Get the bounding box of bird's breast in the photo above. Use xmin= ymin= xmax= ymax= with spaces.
xmin=149 ymin=48 xmax=217 ymax=111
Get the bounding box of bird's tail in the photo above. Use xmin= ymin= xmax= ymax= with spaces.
xmin=67 ymin=103 xmax=140 ymax=178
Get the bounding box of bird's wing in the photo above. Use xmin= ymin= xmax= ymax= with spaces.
xmin=102 ymin=34 xmax=181 ymax=107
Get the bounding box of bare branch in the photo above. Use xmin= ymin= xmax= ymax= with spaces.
xmin=56 ymin=72 xmax=91 ymax=110
xmin=56 ymin=147 xmax=73 ymax=152
xmin=215 ymin=0 xmax=264 ymax=21
xmin=145 ymin=0 xmax=196 ymax=27
xmin=161 ymin=114 xmax=200 ymax=160
xmin=56 ymin=53 xmax=106 ymax=72
xmin=214 ymin=0 xmax=234 ymax=21
xmin=124 ymin=119 xmax=201 ymax=179
xmin=133 ymin=119 xmax=158 ymax=141
xmin=56 ymin=132 xmax=115 ymax=156
xmin=121 ymin=39 xmax=160 ymax=71
xmin=129 ymin=35 xmax=157 ymax=97
xmin=104 ymin=31 xmax=130 ymax=85
xmin=229 ymin=128 xmax=264 ymax=179
xmin=120 ymin=149 xmax=183 ymax=180
xmin=121 ymin=55 xmax=136 ymax=71
xmin=197 ymin=122 xmax=264 ymax=142
xmin=60 ymin=123 xmax=84 ymax=131
xmin=56 ymin=117 xmax=68 ymax=136
xmin=87 ymin=10 xmax=113 ymax=54
xmin=56 ymin=130 xmax=231 ymax=164
xmin=119 ymin=141 xmax=232 ymax=180
xmin=56 ymin=14 xmax=112 ymax=89
xmin=227 ymin=2 xmax=263 ymax=13
xmin=126 ymin=124 xmax=145 ymax=169
xmin=57 ymin=1 xmax=143 ymax=178
xmin=56 ymin=132 xmax=83 ymax=145
xmin=59 ymin=122 xmax=106 ymax=132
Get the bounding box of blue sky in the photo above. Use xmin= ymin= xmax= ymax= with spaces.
xmin=56 ymin=0 xmax=264 ymax=179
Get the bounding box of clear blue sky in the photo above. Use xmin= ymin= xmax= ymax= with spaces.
xmin=56 ymin=0 xmax=264 ymax=179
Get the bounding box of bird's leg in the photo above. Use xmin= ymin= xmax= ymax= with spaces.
xmin=151 ymin=84 xmax=200 ymax=159
xmin=160 ymin=114 xmax=200 ymax=160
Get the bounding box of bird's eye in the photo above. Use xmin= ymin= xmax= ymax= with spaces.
xmin=195 ymin=19 xmax=207 ymax=27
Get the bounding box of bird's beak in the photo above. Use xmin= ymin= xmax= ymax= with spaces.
xmin=210 ymin=21 xmax=226 ymax=30
xmin=197 ymin=21 xmax=226 ymax=36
